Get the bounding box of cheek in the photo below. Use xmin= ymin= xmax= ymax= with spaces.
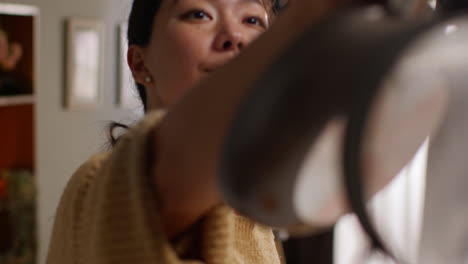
xmin=247 ymin=30 xmax=265 ymax=45
xmin=150 ymin=25 xmax=211 ymax=104
xmin=165 ymin=25 xmax=210 ymax=67
xmin=157 ymin=22 xmax=205 ymax=57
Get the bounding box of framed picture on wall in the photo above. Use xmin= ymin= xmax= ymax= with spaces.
xmin=118 ymin=22 xmax=141 ymax=111
xmin=65 ymin=18 xmax=104 ymax=110
xmin=0 ymin=4 xmax=37 ymax=98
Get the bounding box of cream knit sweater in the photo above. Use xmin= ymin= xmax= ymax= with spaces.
xmin=46 ymin=111 xmax=282 ymax=264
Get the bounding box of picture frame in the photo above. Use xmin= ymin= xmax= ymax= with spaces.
xmin=65 ymin=18 xmax=104 ymax=110
xmin=118 ymin=22 xmax=141 ymax=111
xmin=0 ymin=3 xmax=38 ymax=98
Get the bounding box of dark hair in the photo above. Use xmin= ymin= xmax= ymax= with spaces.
xmin=126 ymin=0 xmax=163 ymax=113
xmin=108 ymin=0 xmax=163 ymax=145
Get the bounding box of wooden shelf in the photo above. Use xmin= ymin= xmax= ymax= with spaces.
xmin=0 ymin=104 xmax=34 ymax=170
xmin=0 ymin=95 xmax=34 ymax=107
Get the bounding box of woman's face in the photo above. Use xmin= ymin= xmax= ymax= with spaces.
xmin=131 ymin=0 xmax=270 ymax=110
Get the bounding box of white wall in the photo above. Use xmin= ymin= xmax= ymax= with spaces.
xmin=2 ymin=0 xmax=139 ymax=263
xmin=419 ymin=67 xmax=468 ymax=264
xmin=334 ymin=141 xmax=428 ymax=264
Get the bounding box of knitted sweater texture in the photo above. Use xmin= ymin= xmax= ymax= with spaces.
xmin=46 ymin=111 xmax=281 ymax=264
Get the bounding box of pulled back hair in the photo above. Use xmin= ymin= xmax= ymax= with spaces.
xmin=126 ymin=0 xmax=162 ymax=113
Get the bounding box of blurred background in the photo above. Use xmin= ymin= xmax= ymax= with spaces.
xmin=0 ymin=1 xmax=141 ymax=263
xmin=0 ymin=0 xmax=463 ymax=264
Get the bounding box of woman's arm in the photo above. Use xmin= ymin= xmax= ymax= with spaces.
xmin=153 ymin=0 xmax=352 ymax=239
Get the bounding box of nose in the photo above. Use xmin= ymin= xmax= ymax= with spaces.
xmin=213 ymin=22 xmax=245 ymax=52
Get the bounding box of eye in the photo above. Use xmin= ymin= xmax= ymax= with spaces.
xmin=182 ymin=10 xmax=211 ymax=21
xmin=243 ymin=16 xmax=266 ymax=28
